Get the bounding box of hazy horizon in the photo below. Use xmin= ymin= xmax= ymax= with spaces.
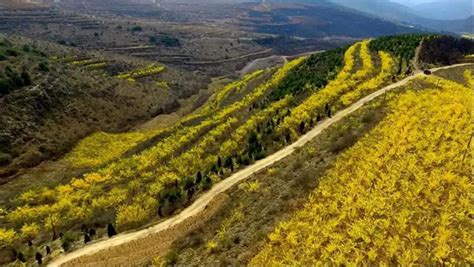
xmin=391 ymin=0 xmax=473 ymax=6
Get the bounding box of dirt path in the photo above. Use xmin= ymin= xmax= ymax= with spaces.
xmin=48 ymin=63 xmax=472 ymax=267
xmin=186 ymin=49 xmax=273 ymax=65
xmin=239 ymin=55 xmax=286 ymax=76
xmin=239 ymin=50 xmax=323 ymax=76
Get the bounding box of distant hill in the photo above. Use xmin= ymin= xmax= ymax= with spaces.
xmin=328 ymin=0 xmax=421 ymax=22
xmin=236 ymin=2 xmax=422 ymax=38
xmin=33 ymin=0 xmax=425 ymax=39
xmin=412 ymin=0 xmax=473 ymax=20
xmin=327 ymin=0 xmax=473 ymax=33
xmin=430 ymin=16 xmax=474 ymax=34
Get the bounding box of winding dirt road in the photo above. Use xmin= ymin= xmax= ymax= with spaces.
xmin=48 ymin=63 xmax=472 ymax=267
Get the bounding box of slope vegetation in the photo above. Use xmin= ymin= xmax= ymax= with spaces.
xmin=0 ymin=34 xmax=472 ymax=266
xmin=158 ymin=38 xmax=472 ymax=266
xmin=0 ymin=35 xmax=205 ymax=183
xmin=252 ymin=73 xmax=473 ymax=265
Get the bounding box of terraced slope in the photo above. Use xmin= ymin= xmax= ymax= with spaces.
xmin=252 ymin=72 xmax=474 ymax=265
xmin=51 ymin=63 xmax=472 ymax=267
xmin=0 ymin=56 xmax=307 ymax=264
xmin=165 ymin=65 xmax=473 ymax=267
xmin=57 ymin=39 xmax=398 ymax=265
xmin=65 ymin=42 xmax=400 ymax=263
xmin=0 ymin=34 xmax=472 ymax=266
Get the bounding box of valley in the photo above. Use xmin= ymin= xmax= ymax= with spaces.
xmin=0 ymin=0 xmax=473 ymax=266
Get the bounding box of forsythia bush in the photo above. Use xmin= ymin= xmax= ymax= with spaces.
xmin=185 ymin=69 xmax=283 ymax=126
xmin=464 ymin=69 xmax=473 ymax=87
xmin=116 ymin=203 xmax=154 ymax=230
xmin=252 ymin=80 xmax=473 ymax=265
xmin=340 ymin=51 xmax=396 ymax=105
xmin=350 ymin=40 xmax=374 ymax=81
xmin=66 ymin=131 xmax=151 ymax=168
xmin=85 ymin=62 xmax=107 ymax=70
xmin=70 ymin=59 xmax=108 ymax=70
xmin=279 ymin=40 xmax=377 ymax=137
xmin=20 ymin=222 xmax=40 ymax=240
xmin=165 ymin=117 xmax=239 ymax=177
xmin=184 ymin=69 xmax=267 ymax=124
xmin=71 ymin=59 xmax=100 ymax=66
xmin=334 ymin=41 xmax=358 ymax=81
xmin=115 ymin=64 xmax=166 ymax=81
xmin=0 ymin=228 xmax=16 ymax=248
xmin=214 ymin=70 xmax=266 ymax=106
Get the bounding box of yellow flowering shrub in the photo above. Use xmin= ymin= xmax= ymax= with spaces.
xmin=219 ymin=96 xmax=292 ymax=156
xmin=279 ymin=40 xmax=377 ymax=137
xmin=184 ymin=69 xmax=267 ymax=125
xmin=20 ymin=222 xmax=40 ymax=240
xmin=84 ymin=62 xmax=107 ymax=70
xmin=0 ymin=228 xmax=16 ymax=247
xmin=252 ymin=80 xmax=473 ymax=265
xmin=464 ymin=69 xmax=473 ymax=87
xmin=71 ymin=59 xmax=98 ymax=65
xmin=340 ymin=51 xmax=396 ymax=105
xmin=116 ymin=203 xmax=153 ymax=230
xmin=115 ymin=64 xmax=166 ymax=81
xmin=350 ymin=40 xmax=374 ymax=81
xmin=66 ymin=131 xmax=149 ymax=168
xmin=207 ymin=204 xmax=245 ymax=252
xmin=68 ymin=58 xmax=108 ymax=71
xmin=206 ymin=240 xmax=218 ymax=252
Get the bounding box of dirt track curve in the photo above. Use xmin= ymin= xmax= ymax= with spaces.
xmin=48 ymin=63 xmax=473 ymax=267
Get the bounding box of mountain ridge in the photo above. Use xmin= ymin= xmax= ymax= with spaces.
xmin=327 ymin=0 xmax=473 ymax=33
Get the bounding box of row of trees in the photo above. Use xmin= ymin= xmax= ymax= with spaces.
xmin=340 ymin=51 xmax=396 ymax=106
xmin=278 ymin=41 xmax=369 ymax=138
xmin=368 ymin=34 xmax=430 ymax=61
xmin=268 ymin=47 xmax=345 ymax=101
xmin=420 ymin=35 xmax=474 ymax=65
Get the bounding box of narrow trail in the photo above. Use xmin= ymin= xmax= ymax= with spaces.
xmin=186 ymin=49 xmax=273 ymax=65
xmin=48 ymin=63 xmax=473 ymax=267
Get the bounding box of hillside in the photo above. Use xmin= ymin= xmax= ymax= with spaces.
xmin=0 ymin=34 xmax=472 ymax=266
xmin=251 ymin=67 xmax=473 ymax=265
xmin=157 ymin=37 xmax=473 ymax=267
xmin=165 ymin=65 xmax=473 ymax=267
xmin=0 ymin=35 xmax=207 ymax=183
